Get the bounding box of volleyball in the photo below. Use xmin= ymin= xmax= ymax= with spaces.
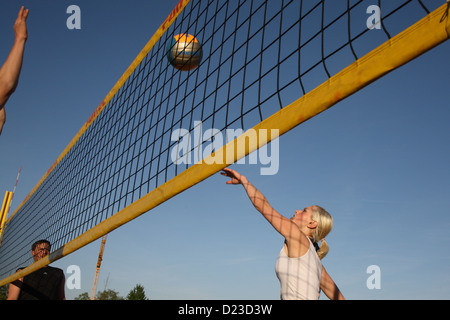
xmin=166 ymin=33 xmax=202 ymax=71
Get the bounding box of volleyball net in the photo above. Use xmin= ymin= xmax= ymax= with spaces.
xmin=0 ymin=0 xmax=448 ymax=285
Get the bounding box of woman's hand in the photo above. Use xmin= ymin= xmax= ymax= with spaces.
xmin=220 ymin=167 xmax=247 ymax=185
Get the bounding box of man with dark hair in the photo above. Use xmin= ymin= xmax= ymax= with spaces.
xmin=7 ymin=240 xmax=66 ymax=300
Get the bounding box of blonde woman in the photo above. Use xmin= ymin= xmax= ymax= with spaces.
xmin=221 ymin=168 xmax=344 ymax=300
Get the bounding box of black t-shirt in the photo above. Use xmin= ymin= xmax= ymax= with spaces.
xmin=18 ymin=266 xmax=64 ymax=300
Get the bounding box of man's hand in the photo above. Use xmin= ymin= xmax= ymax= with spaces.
xmin=14 ymin=6 xmax=29 ymax=41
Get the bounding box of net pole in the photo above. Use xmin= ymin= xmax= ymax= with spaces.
xmin=5 ymin=166 xmax=21 ymax=220
xmin=90 ymin=234 xmax=108 ymax=300
xmin=0 ymin=191 xmax=12 ymax=246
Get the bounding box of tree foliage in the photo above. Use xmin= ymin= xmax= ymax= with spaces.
xmin=126 ymin=283 xmax=148 ymax=300
xmin=74 ymin=284 xmax=148 ymax=300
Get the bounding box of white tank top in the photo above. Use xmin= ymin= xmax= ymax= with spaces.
xmin=275 ymin=237 xmax=322 ymax=300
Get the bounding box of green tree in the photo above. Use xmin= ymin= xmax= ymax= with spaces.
xmin=0 ymin=285 xmax=8 ymax=300
xmin=96 ymin=288 xmax=124 ymax=300
xmin=74 ymin=292 xmax=90 ymax=300
xmin=126 ymin=283 xmax=148 ymax=300
xmin=74 ymin=289 xmax=124 ymax=300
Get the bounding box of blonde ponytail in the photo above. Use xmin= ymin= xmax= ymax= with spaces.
xmin=317 ymin=239 xmax=329 ymax=260
xmin=311 ymin=206 xmax=333 ymax=260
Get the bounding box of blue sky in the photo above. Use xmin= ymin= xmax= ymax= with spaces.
xmin=1 ymin=0 xmax=449 ymax=300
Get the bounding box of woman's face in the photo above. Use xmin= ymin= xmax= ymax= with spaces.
xmin=291 ymin=206 xmax=317 ymax=229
